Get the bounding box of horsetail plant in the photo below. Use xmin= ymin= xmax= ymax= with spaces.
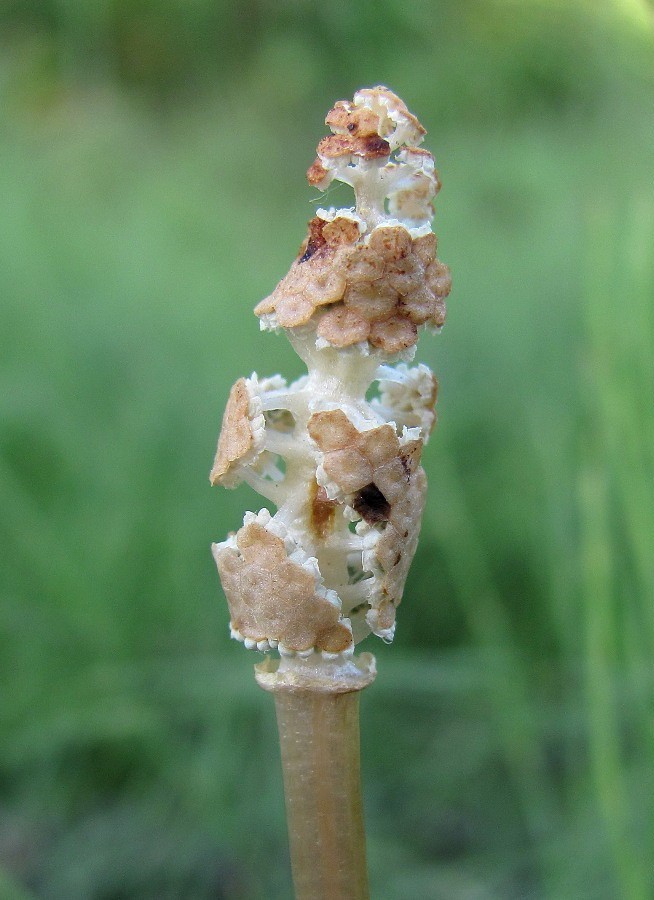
xmin=210 ymin=87 xmax=450 ymax=899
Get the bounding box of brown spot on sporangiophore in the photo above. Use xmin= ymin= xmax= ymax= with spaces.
xmin=359 ymin=134 xmax=391 ymax=158
xmin=309 ymin=479 xmax=337 ymax=540
xmin=399 ymin=440 xmax=423 ymax=481
xmin=317 ymin=133 xmax=390 ymax=161
xmin=352 ymin=483 xmax=391 ymax=524
xmin=325 ymin=101 xmax=380 ymax=138
xmin=298 ymin=217 xmax=328 ymax=263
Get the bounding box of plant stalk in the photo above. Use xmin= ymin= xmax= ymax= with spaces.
xmin=256 ymin=654 xmax=375 ymax=900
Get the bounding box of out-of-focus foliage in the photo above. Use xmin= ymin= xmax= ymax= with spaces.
xmin=1 ymin=1 xmax=653 ymax=897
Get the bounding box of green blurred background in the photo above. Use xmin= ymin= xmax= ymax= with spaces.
xmin=1 ymin=0 xmax=653 ymax=897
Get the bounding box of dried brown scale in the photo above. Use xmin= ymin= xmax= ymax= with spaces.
xmin=209 ymin=378 xmax=253 ymax=486
xmin=316 ymin=133 xmax=391 ymax=160
xmin=366 ymin=466 xmax=427 ymax=633
xmin=355 ymin=86 xmax=426 ymax=141
xmin=367 ymin=316 xmax=417 ymax=353
xmin=214 ymin=523 xmax=352 ymax=653
xmin=254 ymin=216 xmax=356 ymax=326
xmin=376 ymin=467 xmax=427 ymax=594
xmin=256 ymin=221 xmax=450 ymax=352
xmin=307 ymin=407 xmax=428 ymax=638
xmin=317 ymin=307 xmax=370 ymax=348
xmin=306 ymin=158 xmax=330 ymax=188
xmin=308 ymin=409 xmax=423 ymax=514
xmin=324 ymin=101 xmax=380 ymax=137
xmin=299 ymin=216 xmax=328 ymax=262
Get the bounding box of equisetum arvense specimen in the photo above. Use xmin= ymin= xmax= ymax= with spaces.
xmin=210 ymin=87 xmax=449 ymax=897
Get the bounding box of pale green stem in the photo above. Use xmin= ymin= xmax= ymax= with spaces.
xmin=256 ymin=655 xmax=375 ymax=900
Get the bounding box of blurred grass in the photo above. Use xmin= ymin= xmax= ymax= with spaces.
xmin=1 ymin=0 xmax=653 ymax=897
